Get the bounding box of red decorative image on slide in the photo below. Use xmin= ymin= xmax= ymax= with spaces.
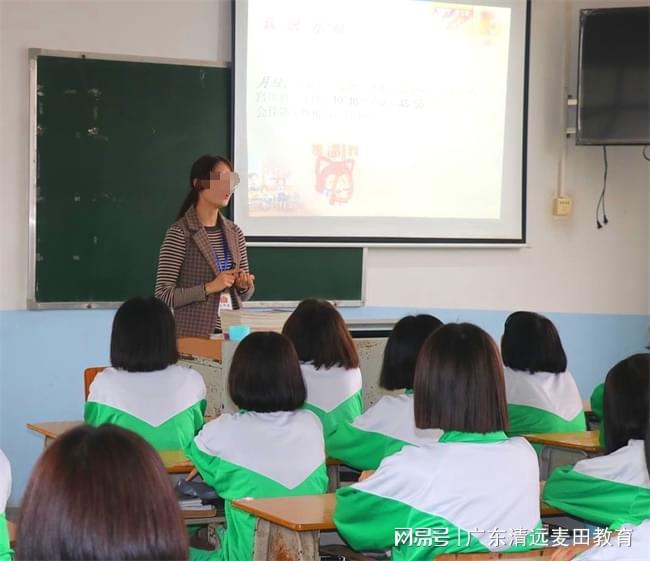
xmin=313 ymin=144 xmax=357 ymax=205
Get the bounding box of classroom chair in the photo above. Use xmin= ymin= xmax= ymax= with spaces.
xmin=83 ymin=366 xmax=107 ymax=400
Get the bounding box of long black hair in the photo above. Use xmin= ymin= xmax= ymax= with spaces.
xmin=176 ymin=154 xmax=234 ymax=220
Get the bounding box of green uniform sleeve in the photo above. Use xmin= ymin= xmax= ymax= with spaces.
xmin=0 ymin=514 xmax=12 ymax=561
xmin=185 ymin=440 xmax=225 ymax=493
xmin=334 ymin=486 xmax=402 ymax=551
xmin=590 ymin=383 xmax=604 ymax=421
xmin=327 ymin=422 xmax=409 ymax=470
xmin=544 ymin=465 xmax=650 ymax=527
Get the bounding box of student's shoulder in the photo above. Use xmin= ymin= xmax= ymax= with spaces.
xmin=0 ymin=450 xmax=10 ymax=477
xmin=355 ymin=393 xmax=410 ymax=421
xmin=169 ymin=364 xmax=207 ymax=397
xmin=0 ymin=449 xmax=11 ymax=509
xmin=294 ymin=408 xmax=324 ymax=432
xmin=504 ymin=435 xmax=539 ymax=461
xmin=90 ymin=366 xmax=120 ymax=386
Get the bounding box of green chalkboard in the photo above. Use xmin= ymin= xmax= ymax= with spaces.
xmin=247 ymin=247 xmax=363 ymax=302
xmin=34 ymin=54 xmax=231 ymax=304
xmin=32 ymin=52 xmax=364 ymax=305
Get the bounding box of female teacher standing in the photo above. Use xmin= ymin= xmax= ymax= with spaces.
xmin=155 ymin=155 xmax=255 ymax=337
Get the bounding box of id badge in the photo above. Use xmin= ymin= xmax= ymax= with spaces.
xmin=218 ymin=291 xmax=233 ymax=315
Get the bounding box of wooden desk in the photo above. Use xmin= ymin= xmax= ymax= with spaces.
xmin=26 ymin=420 xmax=83 ymax=448
xmin=27 ymin=421 xmax=195 ymax=474
xmin=234 ymin=494 xmax=335 ymax=532
xmin=233 ymin=491 xmax=565 ymax=561
xmin=178 ymin=337 xmax=222 ymax=362
xmin=524 ymin=431 xmax=602 ymax=454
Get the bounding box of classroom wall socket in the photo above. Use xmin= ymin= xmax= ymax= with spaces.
xmin=552 ymin=196 xmax=573 ymax=217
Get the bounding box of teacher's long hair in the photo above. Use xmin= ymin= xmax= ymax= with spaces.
xmin=176 ymin=154 xmax=234 ymax=220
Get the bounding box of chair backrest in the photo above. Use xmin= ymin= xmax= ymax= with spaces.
xmin=84 ymin=367 xmax=108 ymax=400
xmin=437 ymin=548 xmax=558 ymax=561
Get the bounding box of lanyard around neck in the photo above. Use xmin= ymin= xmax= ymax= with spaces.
xmin=215 ymin=242 xmax=231 ymax=272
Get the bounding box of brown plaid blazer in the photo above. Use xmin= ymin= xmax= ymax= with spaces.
xmin=172 ymin=207 xmax=252 ymax=337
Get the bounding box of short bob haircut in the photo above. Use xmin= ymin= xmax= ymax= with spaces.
xmin=379 ymin=314 xmax=443 ymax=391
xmin=110 ymin=296 xmax=179 ymax=372
xmin=501 ymin=311 xmax=567 ymax=374
xmin=646 ymin=417 xmax=650 ymax=478
xmin=16 ymin=424 xmax=188 ymax=561
xmin=228 ymin=331 xmax=306 ymax=412
xmin=603 ymin=353 xmax=650 ymax=454
xmin=282 ymin=299 xmax=359 ymax=370
xmin=414 ymin=323 xmax=508 ymax=433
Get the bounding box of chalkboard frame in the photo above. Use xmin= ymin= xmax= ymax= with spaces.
xmin=27 ymin=49 xmax=230 ymax=310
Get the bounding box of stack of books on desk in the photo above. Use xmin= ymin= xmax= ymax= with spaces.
xmin=220 ymin=309 xmax=291 ymax=334
xmin=178 ymin=497 xmax=214 ymax=512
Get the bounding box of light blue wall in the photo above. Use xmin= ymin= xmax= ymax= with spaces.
xmin=1 ymin=307 xmax=648 ymax=505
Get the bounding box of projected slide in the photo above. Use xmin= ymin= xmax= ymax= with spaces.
xmin=235 ymin=0 xmax=527 ymax=241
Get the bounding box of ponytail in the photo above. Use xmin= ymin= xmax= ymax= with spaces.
xmin=176 ymin=190 xmax=198 ymax=221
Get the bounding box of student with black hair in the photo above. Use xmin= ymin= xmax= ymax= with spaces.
xmin=327 ymin=314 xmax=443 ymax=469
xmin=155 ymin=154 xmax=254 ymax=337
xmin=85 ymin=296 xmax=206 ymax=451
xmin=544 ymin=353 xmax=650 ymax=528
xmin=15 ymin=425 xmax=188 ymax=561
xmin=335 ymin=323 xmax=542 ymax=560
xmin=0 ymin=450 xmax=10 ymax=561
xmin=559 ymin=426 xmax=650 ymax=561
xmin=282 ymin=299 xmax=363 ymax=441
xmin=501 ymin=311 xmax=586 ymax=436
xmin=186 ymin=332 xmax=328 ymax=561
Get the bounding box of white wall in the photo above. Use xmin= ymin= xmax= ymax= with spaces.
xmin=1 ymin=0 xmax=648 ymax=315
xmin=365 ymin=0 xmax=649 ymax=316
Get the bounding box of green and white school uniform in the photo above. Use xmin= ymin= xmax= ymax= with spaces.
xmin=544 ymin=439 xmax=650 ymax=527
xmin=590 ymin=383 xmax=605 ymax=422
xmin=187 ymin=410 xmax=328 ymax=561
xmin=590 ymin=383 xmax=606 ymax=447
xmin=327 ymin=392 xmax=442 ymax=469
xmin=335 ymin=432 xmax=542 ymax=561
xmin=504 ymin=367 xmax=586 ymax=435
xmin=0 ymin=450 xmax=12 ymax=561
xmin=575 ymin=520 xmax=650 ymax=561
xmin=300 ymin=362 xmax=363 ymax=438
xmin=85 ymin=365 xmax=206 ymax=451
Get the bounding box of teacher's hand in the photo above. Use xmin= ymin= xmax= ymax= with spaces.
xmin=205 ymin=270 xmax=238 ymax=295
xmin=235 ymin=271 xmax=255 ymax=291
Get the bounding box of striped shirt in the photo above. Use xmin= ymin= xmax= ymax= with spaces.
xmin=155 ymin=221 xmax=251 ymax=333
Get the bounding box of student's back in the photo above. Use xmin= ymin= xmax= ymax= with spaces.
xmin=501 ymin=311 xmax=585 ymax=436
xmin=544 ymin=353 xmax=650 ymax=527
xmin=299 ymin=362 xmax=362 ymax=436
xmin=0 ymin=450 xmax=11 ymax=561
xmin=84 ymin=297 xmax=206 ymax=451
xmin=283 ymin=299 xmax=363 ymax=440
xmin=186 ymin=332 xmax=328 ymax=561
xmin=328 ymin=314 xmax=443 ymax=468
xmin=335 ymin=323 xmax=542 ymax=561
xmin=86 ymin=365 xmax=206 ymax=450
xmin=571 ymin=424 xmax=650 ymax=561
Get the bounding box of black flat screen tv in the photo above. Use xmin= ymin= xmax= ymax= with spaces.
xmin=577 ymin=7 xmax=650 ymax=145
